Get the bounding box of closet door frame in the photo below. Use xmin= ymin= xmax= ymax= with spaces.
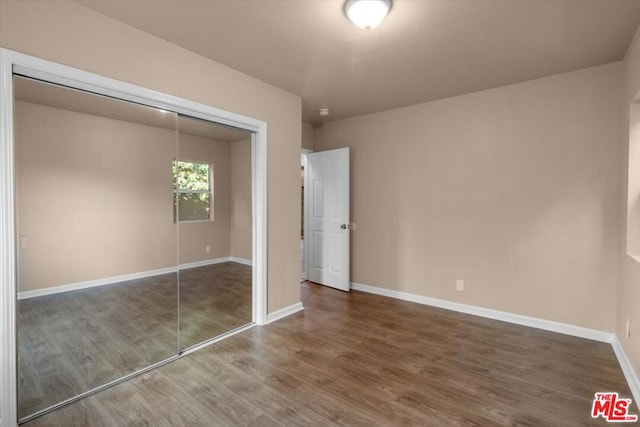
xmin=0 ymin=48 xmax=268 ymax=427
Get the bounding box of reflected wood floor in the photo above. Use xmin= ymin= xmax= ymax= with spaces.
xmin=179 ymin=262 xmax=252 ymax=349
xmin=24 ymin=282 xmax=634 ymax=426
xmin=18 ymin=262 xmax=251 ymax=420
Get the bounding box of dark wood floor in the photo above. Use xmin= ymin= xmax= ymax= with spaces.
xmin=22 ymin=281 xmax=634 ymax=426
xmin=179 ymin=261 xmax=252 ymax=350
xmin=18 ymin=262 xmax=252 ymax=420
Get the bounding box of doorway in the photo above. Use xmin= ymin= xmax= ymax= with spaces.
xmin=303 ymin=148 xmax=351 ymax=291
xmin=301 ymin=148 xmax=312 ymax=282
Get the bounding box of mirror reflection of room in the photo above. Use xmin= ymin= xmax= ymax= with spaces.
xmin=14 ymin=75 xmax=254 ymax=422
xmin=176 ymin=115 xmax=253 ymax=351
xmin=14 ymin=76 xmax=180 ymax=419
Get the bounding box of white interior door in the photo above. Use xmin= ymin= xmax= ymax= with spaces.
xmin=305 ymin=148 xmax=350 ymax=291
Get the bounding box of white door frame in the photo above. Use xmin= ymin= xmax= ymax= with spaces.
xmin=0 ymin=48 xmax=268 ymax=426
xmin=301 ymin=148 xmax=313 ymax=281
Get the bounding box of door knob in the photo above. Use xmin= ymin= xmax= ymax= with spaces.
xmin=340 ymin=224 xmax=350 ymax=230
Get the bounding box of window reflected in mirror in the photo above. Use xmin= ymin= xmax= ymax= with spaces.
xmin=173 ymin=160 xmax=213 ymax=222
xmin=176 ymin=115 xmax=254 ymax=351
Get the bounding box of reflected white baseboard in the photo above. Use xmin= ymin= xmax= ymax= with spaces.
xmin=179 ymin=257 xmax=232 ymax=270
xmin=229 ymin=257 xmax=252 ymax=266
xmin=18 ymin=266 xmax=177 ymax=300
xmin=17 ymin=257 xmax=249 ymax=300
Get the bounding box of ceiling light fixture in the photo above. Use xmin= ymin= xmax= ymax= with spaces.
xmin=319 ymin=108 xmax=330 ymax=117
xmin=344 ymin=0 xmax=392 ymax=29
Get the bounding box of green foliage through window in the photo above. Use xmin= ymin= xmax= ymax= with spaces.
xmin=173 ymin=160 xmax=212 ymax=222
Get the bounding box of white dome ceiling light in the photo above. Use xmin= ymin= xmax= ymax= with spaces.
xmin=344 ymin=0 xmax=392 ymax=29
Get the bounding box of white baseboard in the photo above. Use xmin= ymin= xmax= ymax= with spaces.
xmin=179 ymin=257 xmax=230 ymax=270
xmin=266 ymin=302 xmax=304 ymax=324
xmin=229 ymin=256 xmax=253 ymax=266
xmin=18 ymin=257 xmax=240 ymax=300
xmin=350 ymin=282 xmax=615 ymax=343
xmin=18 ymin=266 xmax=177 ymax=300
xmin=612 ymin=336 xmax=640 ymax=405
xmin=350 ymin=282 xmax=640 ymax=403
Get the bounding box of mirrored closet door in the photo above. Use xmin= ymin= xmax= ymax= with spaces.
xmin=176 ymin=116 xmax=254 ymax=351
xmin=14 ymin=75 xmax=256 ymax=423
xmin=14 ymin=76 xmax=181 ymax=420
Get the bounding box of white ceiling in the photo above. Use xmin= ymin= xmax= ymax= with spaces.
xmin=75 ymin=0 xmax=640 ymax=124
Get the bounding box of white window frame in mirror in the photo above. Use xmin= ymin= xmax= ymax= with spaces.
xmin=0 ymin=47 xmax=268 ymax=427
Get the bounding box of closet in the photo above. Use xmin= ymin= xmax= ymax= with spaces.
xmin=14 ymin=75 xmax=254 ymax=422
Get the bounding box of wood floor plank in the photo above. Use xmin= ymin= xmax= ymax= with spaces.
xmin=158 ymin=357 xmax=273 ymax=426
xmin=18 ymin=262 xmax=252 ymax=419
xmin=190 ymin=342 xmax=366 ymax=426
xmin=22 ymin=281 xmax=635 ymax=426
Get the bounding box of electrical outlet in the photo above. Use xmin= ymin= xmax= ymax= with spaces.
xmin=627 ymin=320 xmax=631 ymax=338
xmin=456 ymin=279 xmax=464 ymax=291
xmin=205 ymin=245 xmax=211 ymax=253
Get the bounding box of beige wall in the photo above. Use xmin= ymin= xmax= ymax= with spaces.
xmin=315 ymin=62 xmax=622 ymax=332
xmin=302 ymin=121 xmax=314 ymax=151
xmin=1 ymin=0 xmax=302 ymax=312
xmin=178 ymin=133 xmax=233 ymax=264
xmin=618 ymin=26 xmax=640 ymax=378
xmin=15 ymin=101 xmax=178 ymax=291
xmin=14 ymin=101 xmax=242 ymax=291
xmin=230 ymin=138 xmax=252 ymax=261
